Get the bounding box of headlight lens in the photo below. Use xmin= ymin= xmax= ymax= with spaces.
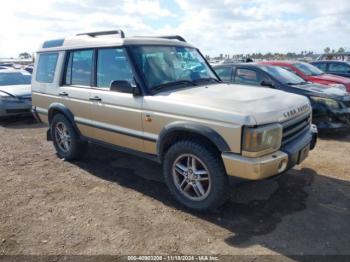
xmin=310 ymin=96 xmax=341 ymax=110
xmin=329 ymin=83 xmax=346 ymax=92
xmin=242 ymin=124 xmax=283 ymax=157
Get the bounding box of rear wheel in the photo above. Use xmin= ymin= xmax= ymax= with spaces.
xmin=163 ymin=140 xmax=229 ymax=211
xmin=51 ymin=114 xmax=87 ymax=160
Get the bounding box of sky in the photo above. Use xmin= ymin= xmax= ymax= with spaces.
xmin=0 ymin=0 xmax=349 ymax=57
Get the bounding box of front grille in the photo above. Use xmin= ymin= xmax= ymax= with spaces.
xmin=281 ymin=113 xmax=311 ymax=146
xmin=6 ymin=109 xmax=31 ymax=114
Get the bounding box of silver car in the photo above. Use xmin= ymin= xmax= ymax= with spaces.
xmin=0 ymin=69 xmax=32 ymax=118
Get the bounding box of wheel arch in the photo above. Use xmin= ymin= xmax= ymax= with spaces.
xmin=157 ymin=121 xmax=230 ymax=160
xmin=48 ymin=103 xmax=81 ymax=136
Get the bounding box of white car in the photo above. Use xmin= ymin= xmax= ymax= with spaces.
xmin=0 ymin=69 xmax=32 ymax=118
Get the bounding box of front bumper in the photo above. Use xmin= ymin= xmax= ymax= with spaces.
xmin=222 ymin=125 xmax=317 ymax=180
xmin=0 ymin=101 xmax=32 ymax=117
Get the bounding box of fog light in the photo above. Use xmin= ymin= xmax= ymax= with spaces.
xmin=278 ymin=159 xmax=287 ymax=173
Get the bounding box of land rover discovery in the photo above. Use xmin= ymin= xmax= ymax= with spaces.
xmin=31 ymin=30 xmax=317 ymax=210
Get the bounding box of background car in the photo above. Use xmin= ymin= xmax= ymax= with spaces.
xmin=260 ymin=61 xmax=350 ymax=93
xmin=311 ymin=61 xmax=350 ymax=79
xmin=0 ymin=69 xmax=32 ymax=119
xmin=213 ymin=63 xmax=350 ymax=131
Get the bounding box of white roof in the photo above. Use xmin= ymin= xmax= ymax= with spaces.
xmin=37 ymin=35 xmax=194 ymax=52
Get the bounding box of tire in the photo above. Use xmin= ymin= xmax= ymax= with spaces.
xmin=163 ymin=140 xmax=229 ymax=211
xmin=50 ymin=114 xmax=87 ymax=160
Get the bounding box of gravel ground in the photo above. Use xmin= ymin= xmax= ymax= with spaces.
xmin=0 ymin=116 xmax=349 ymax=257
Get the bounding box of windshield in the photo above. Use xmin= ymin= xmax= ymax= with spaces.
xmin=293 ymin=62 xmax=323 ymax=76
xmin=0 ymin=72 xmax=31 ymax=86
xmin=260 ymin=65 xmax=307 ymax=85
xmin=129 ymin=46 xmax=218 ymax=91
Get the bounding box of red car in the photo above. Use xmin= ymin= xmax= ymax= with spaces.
xmin=259 ymin=61 xmax=350 ymax=93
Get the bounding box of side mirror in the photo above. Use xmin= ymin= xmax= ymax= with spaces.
xmin=110 ymin=80 xmax=140 ymax=95
xmin=260 ymin=79 xmax=274 ymax=88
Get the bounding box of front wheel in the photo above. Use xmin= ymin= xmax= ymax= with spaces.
xmin=163 ymin=140 xmax=229 ymax=211
xmin=51 ymin=114 xmax=87 ymax=160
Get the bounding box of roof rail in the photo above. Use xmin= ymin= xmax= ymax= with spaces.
xmin=154 ymin=35 xmax=186 ymax=42
xmin=133 ymin=35 xmax=186 ymax=42
xmin=77 ymin=30 xmax=125 ymax=38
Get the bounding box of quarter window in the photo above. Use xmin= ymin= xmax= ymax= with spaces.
xmin=65 ymin=50 xmax=93 ymax=86
xmin=235 ymin=68 xmax=259 ymax=85
xmin=36 ymin=53 xmax=58 ymax=83
xmin=97 ymin=48 xmax=134 ymax=88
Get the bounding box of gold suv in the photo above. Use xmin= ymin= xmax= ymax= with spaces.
xmin=31 ymin=30 xmax=317 ymax=210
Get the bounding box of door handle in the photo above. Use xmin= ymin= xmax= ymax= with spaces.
xmin=89 ymin=96 xmax=102 ymax=101
xmin=58 ymin=92 xmax=69 ymax=97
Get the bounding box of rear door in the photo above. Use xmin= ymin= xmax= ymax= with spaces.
xmin=88 ymin=47 xmax=144 ymax=152
xmin=59 ymin=49 xmax=94 ymax=138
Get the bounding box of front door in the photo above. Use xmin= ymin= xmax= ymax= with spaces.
xmin=88 ymin=47 xmax=144 ymax=152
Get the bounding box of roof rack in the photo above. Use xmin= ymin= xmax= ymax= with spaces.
xmin=77 ymin=30 xmax=125 ymax=38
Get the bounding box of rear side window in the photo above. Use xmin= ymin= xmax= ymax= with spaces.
xmin=215 ymin=67 xmax=232 ymax=82
xmin=36 ymin=53 xmax=58 ymax=83
xmin=65 ymin=50 xmax=93 ymax=86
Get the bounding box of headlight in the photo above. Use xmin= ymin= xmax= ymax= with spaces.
xmin=0 ymin=95 xmax=19 ymax=102
xmin=309 ymin=96 xmax=341 ymax=110
xmin=242 ymin=124 xmax=283 ymax=157
xmin=329 ymin=83 xmax=346 ymax=92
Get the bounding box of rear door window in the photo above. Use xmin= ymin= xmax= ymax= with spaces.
xmin=234 ymin=68 xmax=259 ymax=85
xmin=65 ymin=50 xmax=93 ymax=86
xmin=36 ymin=53 xmax=58 ymax=83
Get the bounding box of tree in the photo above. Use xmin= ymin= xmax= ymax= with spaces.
xmin=324 ymin=47 xmax=330 ymax=54
xmin=18 ymin=52 xmax=31 ymax=59
xmin=337 ymin=47 xmax=345 ymax=53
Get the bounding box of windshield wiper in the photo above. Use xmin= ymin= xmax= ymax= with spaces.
xmin=152 ymin=80 xmax=197 ymax=93
xmin=286 ymin=82 xmax=308 ymax=86
xmin=193 ymin=77 xmax=220 ymax=84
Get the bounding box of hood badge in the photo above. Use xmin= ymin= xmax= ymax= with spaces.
xmin=283 ymin=104 xmax=309 ymax=118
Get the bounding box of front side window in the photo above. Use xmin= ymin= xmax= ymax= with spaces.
xmin=36 ymin=53 xmax=58 ymax=83
xmin=215 ymin=67 xmax=232 ymax=82
xmin=129 ymin=46 xmax=218 ymax=91
xmin=65 ymin=50 xmax=93 ymax=86
xmin=0 ymin=72 xmax=31 ymax=86
xmin=293 ymin=62 xmax=323 ymax=76
xmin=97 ymin=48 xmax=134 ymax=88
xmin=235 ymin=68 xmax=259 ymax=85
xmin=329 ymin=63 xmax=350 ymax=73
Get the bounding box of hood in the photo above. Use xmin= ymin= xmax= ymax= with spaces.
xmin=150 ymin=83 xmax=311 ymax=126
xmin=291 ymin=83 xmax=349 ymax=100
xmin=0 ymin=84 xmax=31 ymax=98
xmin=310 ymin=74 xmax=350 ymax=85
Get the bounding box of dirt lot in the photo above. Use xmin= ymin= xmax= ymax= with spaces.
xmin=0 ymin=116 xmax=349 ymax=256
